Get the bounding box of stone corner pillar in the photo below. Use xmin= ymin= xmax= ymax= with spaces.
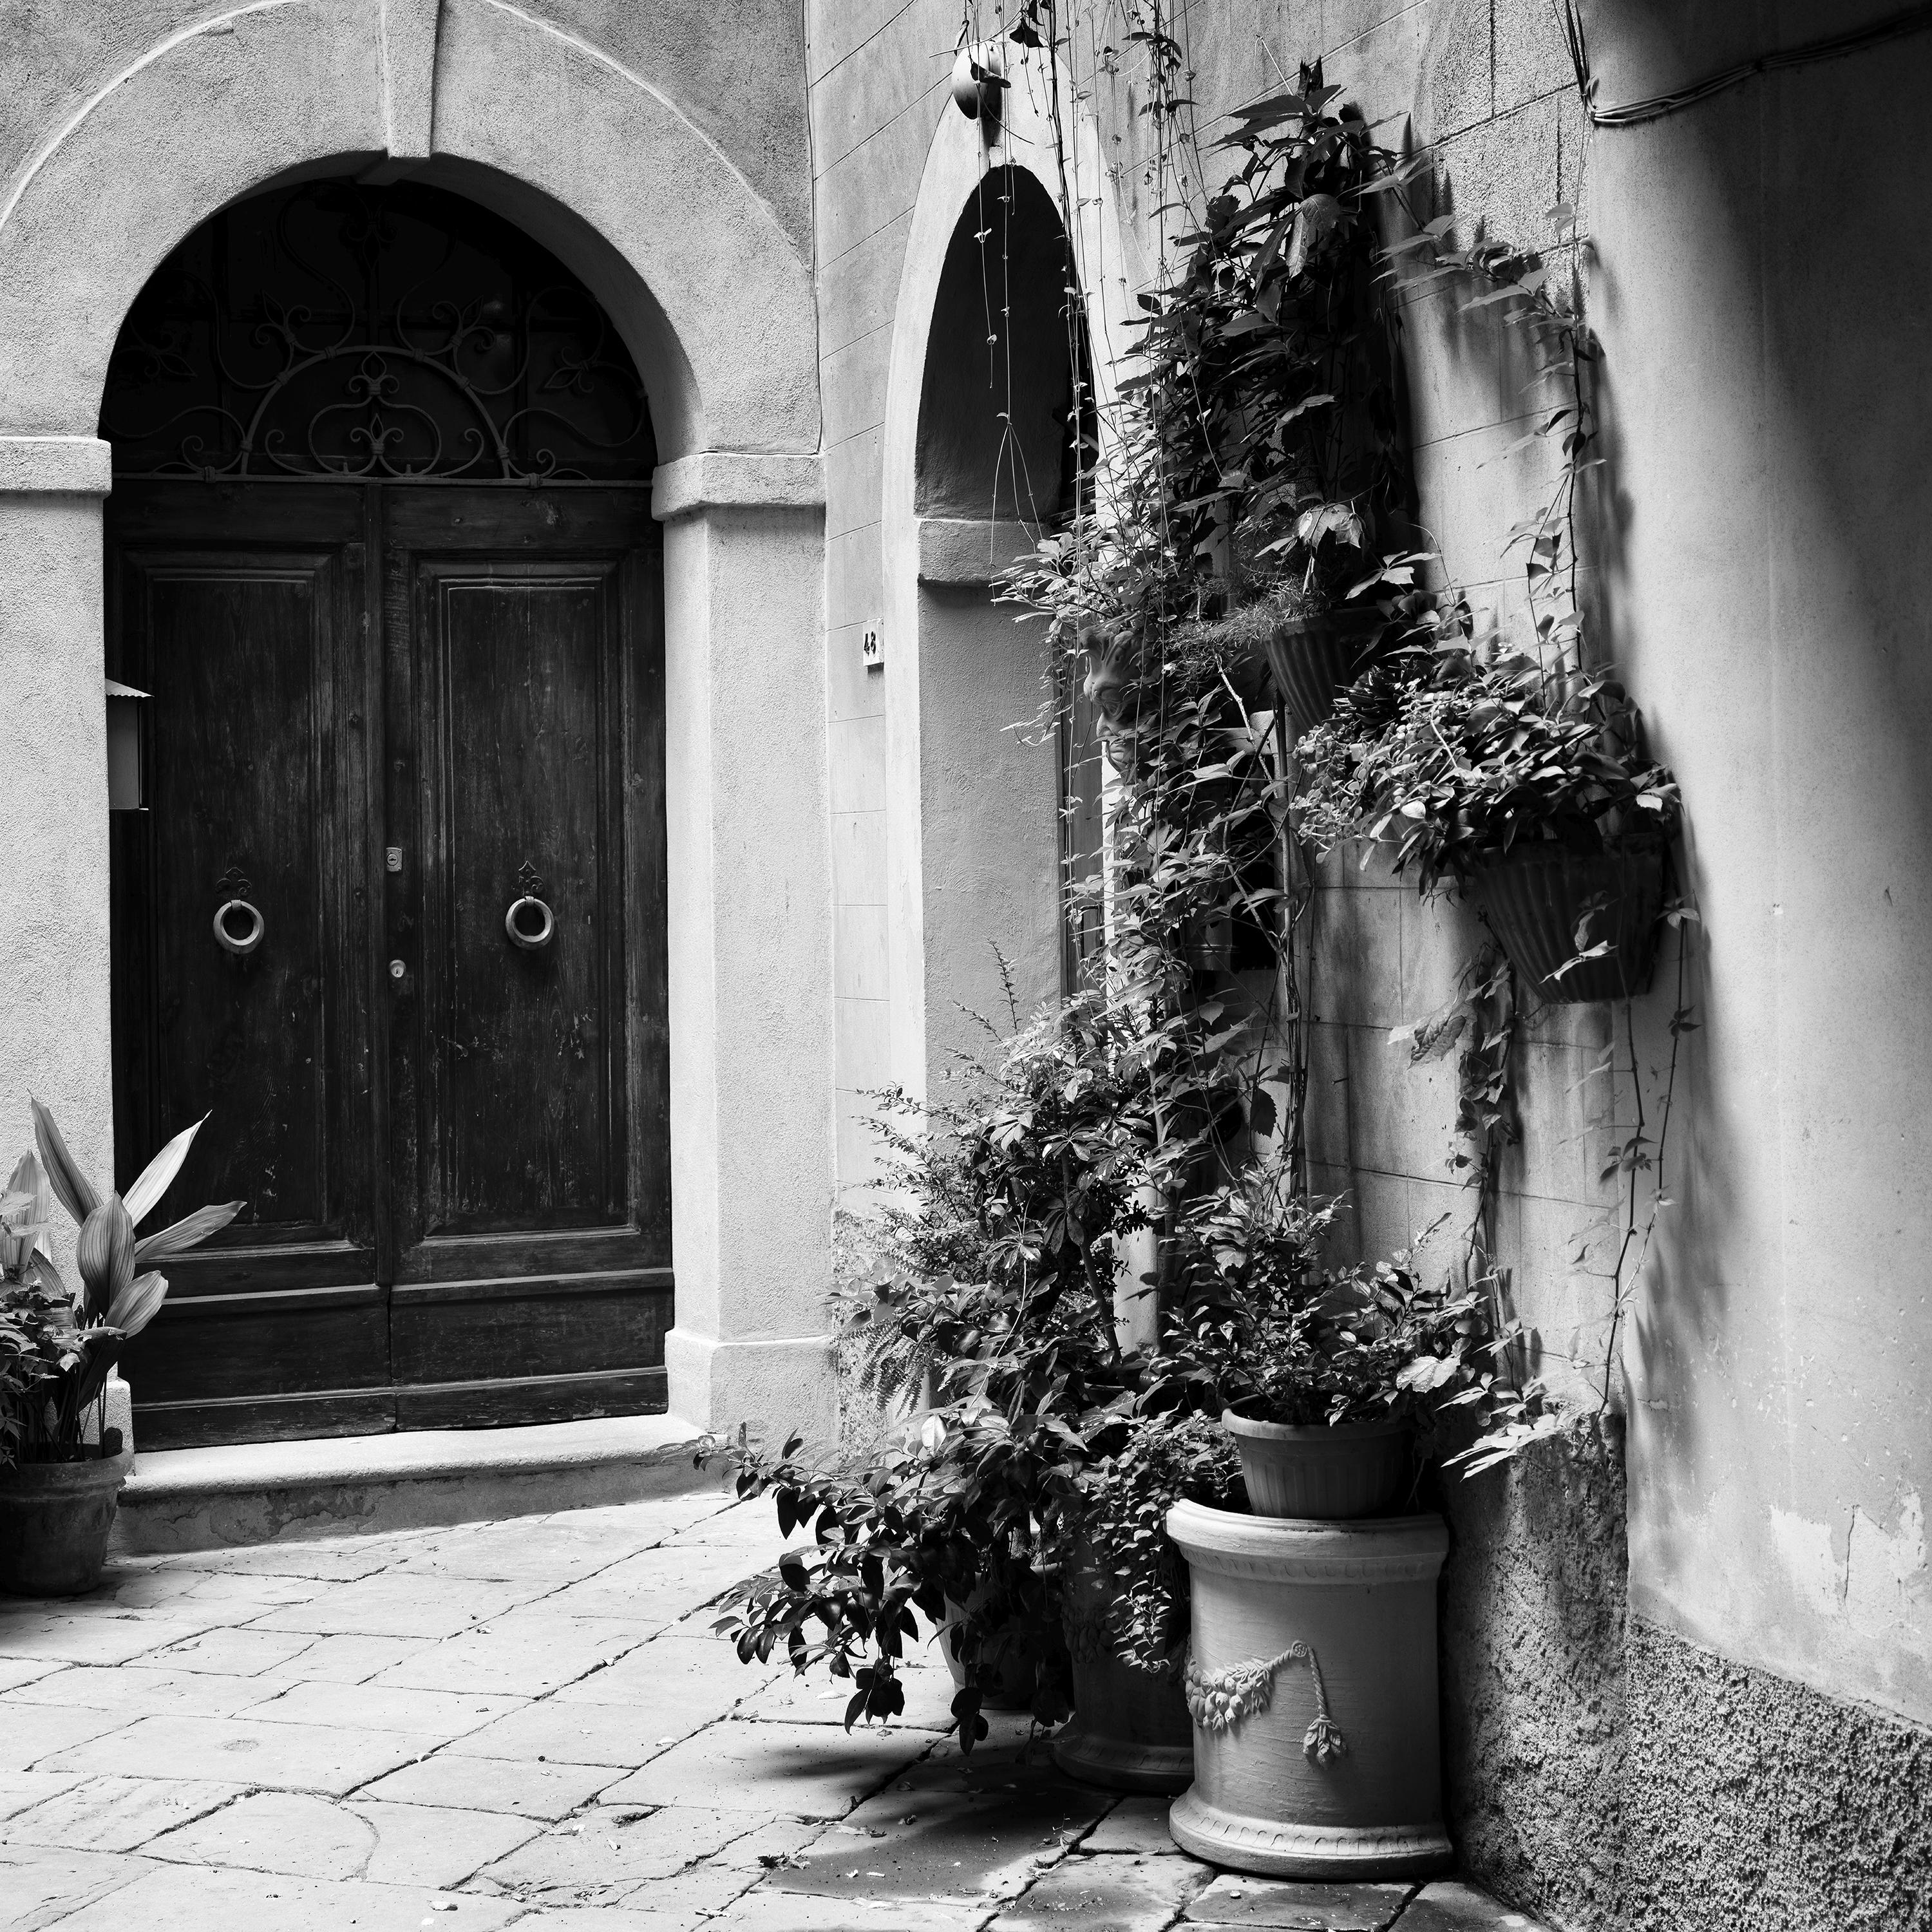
xmin=0 ymin=435 xmax=115 ymax=1211
xmin=653 ymin=449 xmax=838 ymax=1451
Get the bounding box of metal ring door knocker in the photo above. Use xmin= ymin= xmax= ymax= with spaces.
xmin=213 ymin=867 xmax=265 ymax=957
xmin=505 ymin=860 xmax=554 ymax=951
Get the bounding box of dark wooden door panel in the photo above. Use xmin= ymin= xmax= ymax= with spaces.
xmin=426 ymin=566 xmax=624 ymax=1237
xmin=109 ymin=485 xmax=386 ymax=1443
xmin=384 ymin=488 xmax=670 ymax=1418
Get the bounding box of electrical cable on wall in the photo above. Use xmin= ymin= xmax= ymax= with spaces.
xmin=1556 ymin=0 xmax=1932 ymax=128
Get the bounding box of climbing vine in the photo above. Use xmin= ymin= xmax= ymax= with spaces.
xmin=995 ymin=3 xmax=1692 ymax=1445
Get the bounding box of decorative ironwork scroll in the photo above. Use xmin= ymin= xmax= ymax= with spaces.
xmin=102 ymin=180 xmax=655 ymax=482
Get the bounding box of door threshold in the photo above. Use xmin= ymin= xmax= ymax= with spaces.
xmin=113 ymin=1413 xmax=720 ymax=1557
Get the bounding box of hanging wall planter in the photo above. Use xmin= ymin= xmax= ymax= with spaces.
xmin=1164 ymin=1499 xmax=1453 ymax=1879
xmin=0 ymin=1445 xmax=134 ymax=1596
xmin=1220 ymin=1412 xmax=1410 ymax=1520
xmin=1263 ymin=608 xmax=1388 ymax=737
xmin=1054 ymin=1547 xmax=1193 ymax=1794
xmin=1467 ymin=843 xmax=1666 ymax=1005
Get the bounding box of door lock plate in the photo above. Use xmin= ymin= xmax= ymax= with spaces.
xmin=388 ymin=959 xmax=406 ymax=980
xmin=385 ymin=847 xmax=403 ymax=873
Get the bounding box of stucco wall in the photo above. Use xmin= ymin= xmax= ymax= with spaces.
xmin=1587 ymin=0 xmax=1932 ymax=1742
xmin=810 ymin=0 xmax=1931 ymax=1917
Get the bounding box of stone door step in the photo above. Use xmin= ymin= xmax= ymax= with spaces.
xmin=112 ymin=1414 xmax=719 ymax=1556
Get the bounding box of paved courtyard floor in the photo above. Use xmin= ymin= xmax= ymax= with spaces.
xmin=1 ymin=1489 xmax=1540 ymax=1931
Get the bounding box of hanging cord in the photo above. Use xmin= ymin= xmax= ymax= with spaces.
xmin=1557 ymin=0 xmax=1932 ymax=128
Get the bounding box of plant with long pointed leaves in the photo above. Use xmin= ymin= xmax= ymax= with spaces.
xmin=0 ymin=1104 xmax=241 ymax=1463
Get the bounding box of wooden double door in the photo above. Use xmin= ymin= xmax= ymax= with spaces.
xmin=108 ymin=482 xmax=671 ymax=1447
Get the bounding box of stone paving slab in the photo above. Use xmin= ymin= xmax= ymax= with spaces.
xmin=359 ymin=1748 xmax=620 ymax=1821
xmin=1083 ymin=1794 xmax=1193 ymax=1855
xmin=12 ymin=1660 xmax=314 ymax=1718
xmin=5 ymin=1771 xmax=246 ymax=1852
xmin=41 ymin=1709 xmax=424 ymax=1794
xmin=600 ymin=1715 xmax=935 ymax=1818
xmin=0 ymin=1609 xmax=216 ymax=1665
xmin=1399 ymin=1884 xmax=1549 ymax=1930
xmin=144 ymin=1787 xmax=543 ymax=1885
xmin=1184 ymin=1875 xmax=1416 ymax=1929
xmin=0 ymin=1702 xmax=129 ymax=1774
xmin=0 ymin=1843 xmax=142 ymax=1932
xmin=768 ymin=1736 xmax=1112 ymax=1906
xmin=0 ymin=1767 xmax=82 ymax=1820
xmin=38 ymin=1860 xmax=530 ymax=1929
xmin=987 ymin=1850 xmax=1208 ymax=1930
xmin=0 ymin=1486 xmax=1551 ymax=1932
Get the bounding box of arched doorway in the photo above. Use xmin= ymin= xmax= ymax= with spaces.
xmin=908 ymin=165 xmax=1099 ymax=1080
xmin=102 ymin=177 xmax=670 ymax=1447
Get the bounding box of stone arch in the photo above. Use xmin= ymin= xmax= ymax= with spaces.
xmin=0 ymin=0 xmax=819 ymax=459
xmin=876 ymin=45 xmax=1142 ymax=1099
xmin=0 ymin=0 xmax=834 ymax=1443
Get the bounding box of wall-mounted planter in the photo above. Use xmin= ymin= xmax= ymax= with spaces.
xmin=0 ymin=1446 xmax=134 ymax=1596
xmin=1262 ymin=609 xmax=1388 ymax=737
xmin=1165 ymin=1499 xmax=1453 ymax=1879
xmin=1054 ymin=1549 xmax=1193 ymax=1793
xmin=1467 ymin=844 xmax=1665 ymax=1005
xmin=1221 ymin=1413 xmax=1410 ymax=1520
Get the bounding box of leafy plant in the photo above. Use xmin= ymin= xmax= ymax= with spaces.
xmin=0 ymin=1103 xmax=240 ymax=1464
xmin=715 ymin=999 xmax=1162 ymax=1745
xmin=1068 ymin=1407 xmax=1242 ymax=1677
xmin=1293 ymin=641 xmax=1680 ymax=895
xmin=1153 ymin=1161 xmax=1486 ymax=1428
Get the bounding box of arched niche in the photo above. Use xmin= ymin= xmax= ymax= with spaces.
xmin=877 ymin=46 xmax=1142 ymax=1117
xmin=910 ymin=166 xmax=1088 ymax=1085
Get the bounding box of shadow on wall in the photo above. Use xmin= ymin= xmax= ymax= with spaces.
xmin=916 ymin=166 xmax=1084 ymax=526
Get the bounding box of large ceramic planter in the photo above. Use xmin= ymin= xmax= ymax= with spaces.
xmin=1053 ymin=1550 xmax=1193 ymax=1794
xmin=1263 ymin=610 xmax=1387 ymax=736
xmin=1221 ymin=1412 xmax=1410 ymax=1520
xmin=1165 ymin=1499 xmax=1453 ymax=1879
xmin=1466 ymin=844 xmax=1665 ymax=1005
xmin=0 ymin=1448 xmax=134 ymax=1596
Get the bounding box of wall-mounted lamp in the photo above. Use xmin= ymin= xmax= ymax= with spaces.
xmin=106 ymin=678 xmax=147 ymax=811
xmin=951 ymin=39 xmax=1008 ymax=133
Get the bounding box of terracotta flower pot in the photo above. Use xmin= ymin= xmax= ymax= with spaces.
xmin=1466 ymin=843 xmax=1665 ymax=1005
xmin=940 ymin=1591 xmax=1067 ymax=1712
xmin=1164 ymin=1498 xmax=1453 ymax=1879
xmin=1220 ymin=1412 xmax=1410 ymax=1520
xmin=1052 ymin=1549 xmax=1193 ymax=1794
xmin=1262 ymin=609 xmax=1388 ymax=736
xmin=0 ymin=1447 xmax=133 ymax=1596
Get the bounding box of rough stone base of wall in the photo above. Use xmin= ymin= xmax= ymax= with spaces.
xmin=1435 ymin=1410 xmax=1932 ymax=1932
xmin=1437 ymin=1411 xmax=1629 ymax=1932
xmin=1619 ymin=1616 xmax=1932 ymax=1932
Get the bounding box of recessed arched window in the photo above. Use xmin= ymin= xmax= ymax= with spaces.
xmin=101 ymin=178 xmax=655 ymax=483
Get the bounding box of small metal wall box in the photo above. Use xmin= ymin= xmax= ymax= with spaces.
xmin=105 ymin=679 xmax=147 ymax=811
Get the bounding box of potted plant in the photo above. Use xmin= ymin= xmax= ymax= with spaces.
xmin=1142 ymin=1161 xmax=1487 ymax=1877
xmin=1295 ymin=643 xmax=1681 ymax=1003
xmin=1118 ymin=78 xmax=1414 ymax=737
xmin=0 ymin=1103 xmax=240 ymax=1595
xmin=712 ymin=998 xmax=1160 ymax=1748
xmin=1050 ymin=1408 xmax=1240 ymax=1794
